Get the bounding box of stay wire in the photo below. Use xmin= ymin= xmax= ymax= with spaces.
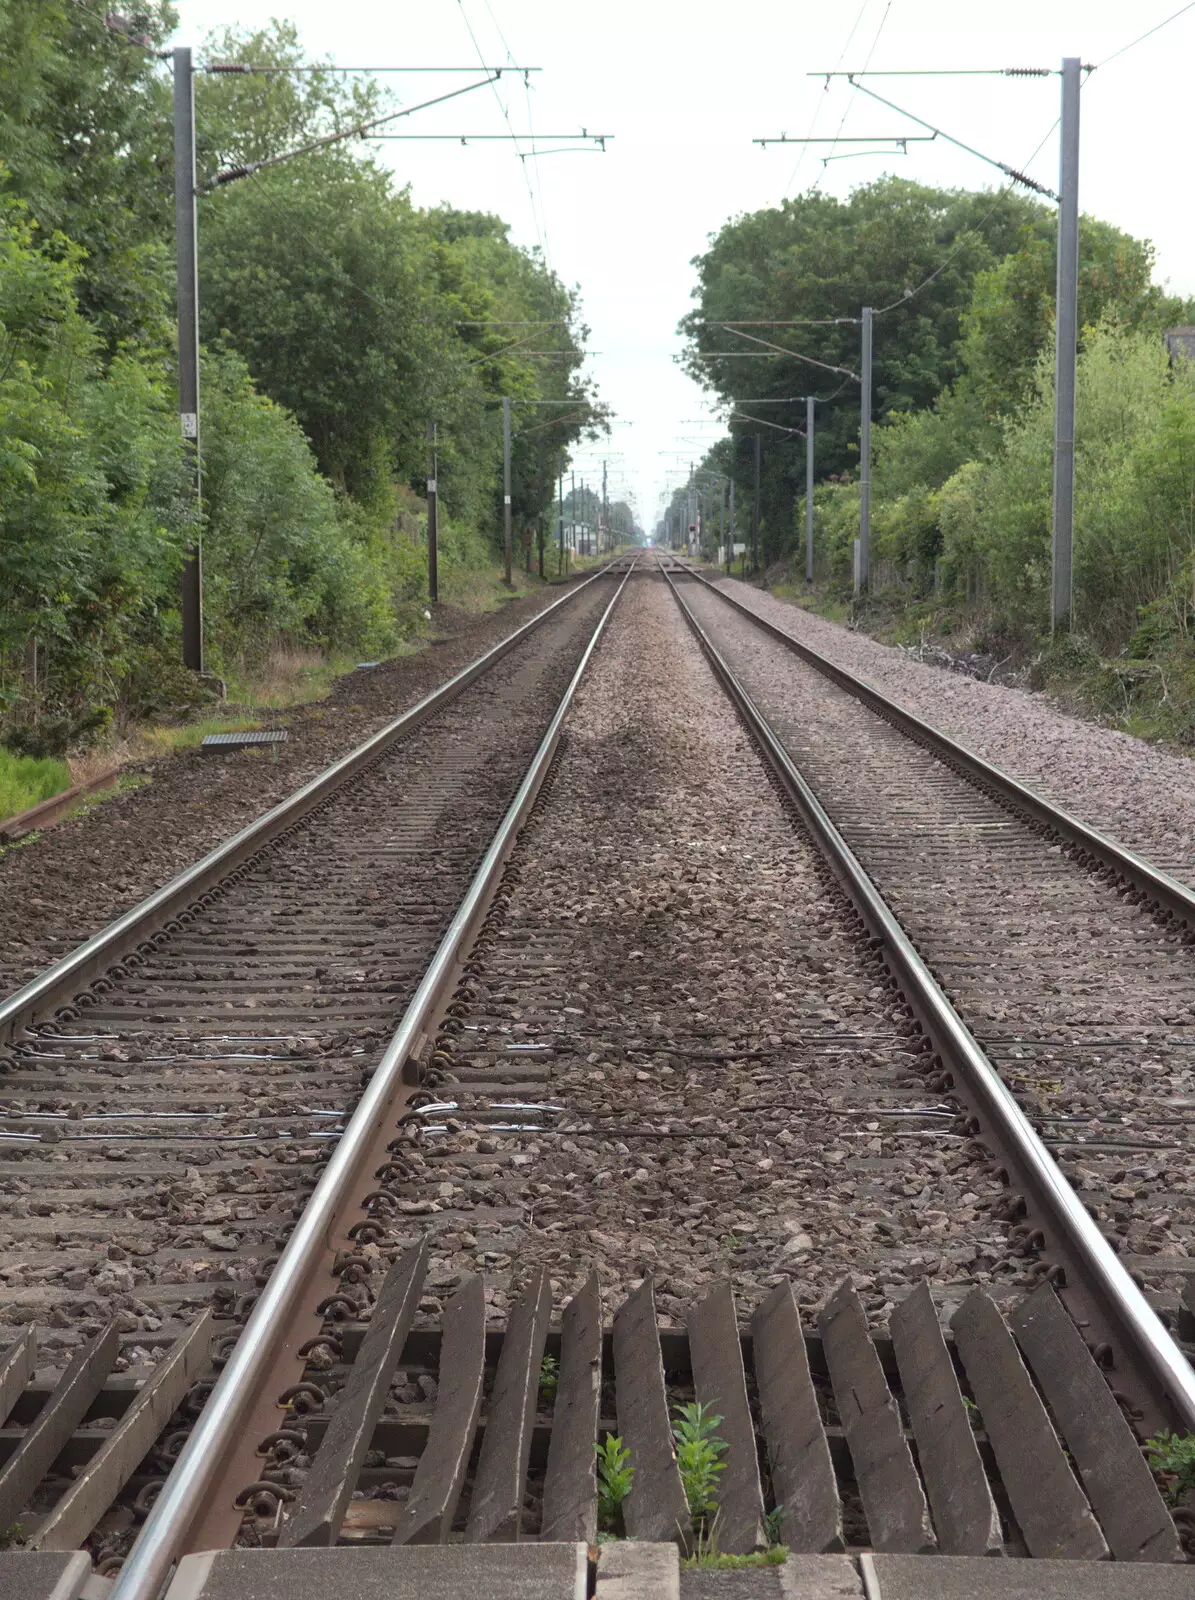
xmin=1095 ymin=1 xmax=1195 ymax=68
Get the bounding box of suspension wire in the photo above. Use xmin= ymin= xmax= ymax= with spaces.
xmin=205 ymin=75 xmax=500 ymax=186
xmin=1095 ymin=1 xmax=1195 ymax=68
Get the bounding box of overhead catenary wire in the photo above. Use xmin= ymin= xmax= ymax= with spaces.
xmin=205 ymin=75 xmax=503 ymax=186
xmin=810 ymin=0 xmax=895 ymax=189
xmin=782 ymin=0 xmax=873 ymax=195
xmin=456 ymin=0 xmax=549 ymax=263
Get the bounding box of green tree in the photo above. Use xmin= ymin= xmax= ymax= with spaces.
xmin=0 ymin=1 xmax=178 ymax=350
xmin=681 ymin=177 xmax=1049 ymax=553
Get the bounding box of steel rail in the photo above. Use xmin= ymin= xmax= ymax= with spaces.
xmin=662 ymin=562 xmax=1195 ymax=1436
xmin=682 ymin=562 xmax=1195 ymax=931
xmin=111 ymin=561 xmax=636 ymax=1600
xmin=0 ymin=566 xmax=615 ymax=1045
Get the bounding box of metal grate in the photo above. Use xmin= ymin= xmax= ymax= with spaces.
xmin=200 ymin=730 xmax=288 ymax=752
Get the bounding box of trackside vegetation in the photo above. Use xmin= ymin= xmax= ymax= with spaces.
xmin=0 ymin=6 xmax=602 ymax=756
xmin=679 ymin=178 xmax=1195 ymax=738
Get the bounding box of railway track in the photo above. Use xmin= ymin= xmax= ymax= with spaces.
xmin=1 ymin=551 xmax=1194 ymax=1597
xmin=666 ymin=562 xmax=1195 ymax=1402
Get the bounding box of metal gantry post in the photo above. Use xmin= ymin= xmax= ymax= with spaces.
xmin=558 ymin=471 xmax=564 ymax=575
xmin=426 ymin=421 xmax=439 ymax=604
xmin=602 ymin=460 xmax=608 ymax=554
xmin=728 ymin=478 xmax=736 ymax=573
xmin=502 ymin=396 xmax=513 ymax=585
xmin=1052 ymin=57 xmax=1082 ymax=632
xmin=857 ymin=306 xmax=873 ymax=595
xmin=805 ymin=395 xmax=815 ymax=585
xmin=174 ymin=47 xmax=203 ymax=672
xmin=536 ymin=438 xmax=545 ymax=578
xmin=571 ymin=471 xmax=576 ymax=563
xmin=751 ymin=433 xmax=761 ymax=573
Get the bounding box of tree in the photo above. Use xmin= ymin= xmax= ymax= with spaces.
xmin=681 ymin=177 xmax=1050 ymax=533
xmin=0 ymin=0 xmax=179 ymax=350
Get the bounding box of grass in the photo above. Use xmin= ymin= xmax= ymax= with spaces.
xmin=138 ymin=715 xmax=265 ymax=757
xmin=222 ymin=646 xmax=362 ymax=710
xmin=682 ymin=1546 xmax=788 ymax=1571
xmin=0 ymin=748 xmax=72 ymax=819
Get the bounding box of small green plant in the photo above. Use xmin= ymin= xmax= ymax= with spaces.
xmin=682 ymin=1547 xmax=788 ymax=1571
xmin=672 ymin=1401 xmax=727 ymax=1528
xmin=538 ymin=1354 xmax=559 ymax=1402
xmin=961 ymin=1395 xmax=983 ymax=1430
xmin=596 ymin=1434 xmax=635 ymax=1534
xmin=1147 ymin=1431 xmax=1195 ymax=1503
xmin=764 ymin=1504 xmax=785 ymax=1546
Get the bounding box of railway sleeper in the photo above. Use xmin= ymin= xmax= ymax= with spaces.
xmin=0 ymin=1267 xmax=1186 ymax=1585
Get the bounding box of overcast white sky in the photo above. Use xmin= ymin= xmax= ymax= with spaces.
xmin=173 ymin=0 xmax=1194 ymax=527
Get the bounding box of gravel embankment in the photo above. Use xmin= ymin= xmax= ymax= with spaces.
xmin=713 ymin=577 xmax=1195 ymax=884
xmin=398 ymin=574 xmax=1019 ymax=1328
xmin=0 ymin=581 xmax=588 ymax=995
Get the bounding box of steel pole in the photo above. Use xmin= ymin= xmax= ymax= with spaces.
xmin=1052 ymin=57 xmax=1081 ymax=632
xmin=536 ymin=438 xmax=545 ymax=578
xmin=858 ymin=306 xmax=873 ymax=595
xmin=751 ymin=434 xmax=761 ymax=572
xmin=174 ymin=48 xmax=203 ymax=672
xmin=558 ymin=472 xmax=564 ymax=575
xmin=502 ymin=396 xmax=513 ymax=585
xmin=805 ymin=395 xmax=815 ymax=584
xmin=728 ymin=479 xmax=736 ymax=573
xmin=426 ymin=421 xmax=439 ymax=604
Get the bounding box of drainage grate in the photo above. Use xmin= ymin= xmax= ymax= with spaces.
xmin=200 ymin=730 xmax=289 ymax=753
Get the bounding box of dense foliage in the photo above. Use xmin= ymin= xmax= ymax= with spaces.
xmin=0 ymin=7 xmax=598 ymax=752
xmin=681 ymin=175 xmax=1195 ymax=689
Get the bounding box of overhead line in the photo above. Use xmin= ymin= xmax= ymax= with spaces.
xmin=1096 ymin=1 xmax=1195 ymax=67
xmin=844 ymin=78 xmax=1059 ymax=199
xmin=203 ymin=63 xmax=541 ymax=73
xmin=205 ymin=75 xmax=502 ymax=187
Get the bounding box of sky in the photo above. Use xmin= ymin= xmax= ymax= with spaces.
xmin=173 ymin=0 xmax=1195 ymax=530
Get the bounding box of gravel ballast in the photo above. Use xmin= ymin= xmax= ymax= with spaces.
xmin=685 ymin=575 xmax=1195 ymax=1318
xmin=0 ymin=581 xmax=590 ymax=996
xmin=394 ymin=573 xmax=1019 ymax=1329
xmin=712 ymin=577 xmax=1195 ymax=884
